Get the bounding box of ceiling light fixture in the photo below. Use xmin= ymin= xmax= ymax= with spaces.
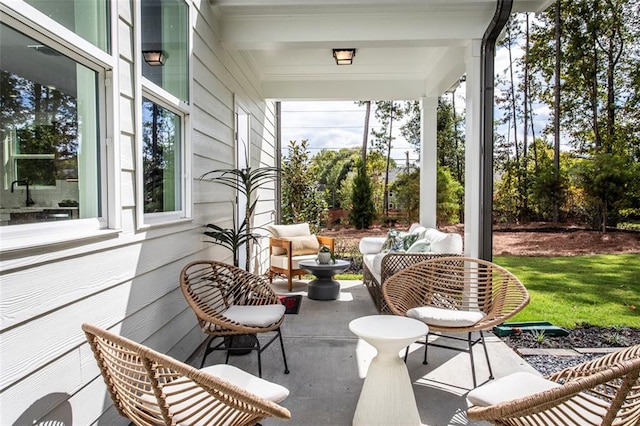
xmin=142 ymin=50 xmax=168 ymax=66
xmin=332 ymin=48 xmax=356 ymax=65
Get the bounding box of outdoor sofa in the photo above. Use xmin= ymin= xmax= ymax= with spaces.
xmin=359 ymin=223 xmax=463 ymax=312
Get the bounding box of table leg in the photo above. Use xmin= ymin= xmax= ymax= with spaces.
xmin=353 ymin=350 xmax=421 ymax=426
xmin=307 ymin=277 xmax=340 ymax=300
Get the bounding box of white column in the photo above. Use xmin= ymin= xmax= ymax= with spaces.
xmin=464 ymin=40 xmax=482 ymax=258
xmin=419 ymin=96 xmax=438 ymax=228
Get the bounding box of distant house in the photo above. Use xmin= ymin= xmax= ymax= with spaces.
xmin=0 ymin=1 xmax=551 ymax=423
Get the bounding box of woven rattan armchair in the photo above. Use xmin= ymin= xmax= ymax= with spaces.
xmin=83 ymin=323 xmax=291 ymax=426
xmin=382 ymin=256 xmax=530 ymax=387
xmin=180 ymin=260 xmax=289 ymax=377
xmin=467 ymin=344 xmax=640 ymax=425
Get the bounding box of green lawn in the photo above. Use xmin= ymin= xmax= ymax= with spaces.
xmin=495 ymin=254 xmax=640 ymax=329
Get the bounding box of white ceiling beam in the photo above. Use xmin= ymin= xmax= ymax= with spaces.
xmin=263 ymin=79 xmax=427 ymax=101
xmin=220 ymin=12 xmax=493 ymax=50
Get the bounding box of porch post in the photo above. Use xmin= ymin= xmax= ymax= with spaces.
xmin=464 ymin=40 xmax=482 ymax=258
xmin=420 ymin=96 xmax=438 ymax=228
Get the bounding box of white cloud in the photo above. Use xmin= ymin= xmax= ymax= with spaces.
xmin=280 ymin=101 xmax=420 ymax=164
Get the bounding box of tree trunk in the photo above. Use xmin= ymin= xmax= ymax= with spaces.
xmin=383 ymin=102 xmax=393 ymax=217
xmin=553 ymin=0 xmax=561 ymax=223
xmin=362 ymin=101 xmax=371 ymax=164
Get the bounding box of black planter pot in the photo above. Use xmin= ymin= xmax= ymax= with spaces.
xmin=223 ymin=334 xmax=257 ymax=356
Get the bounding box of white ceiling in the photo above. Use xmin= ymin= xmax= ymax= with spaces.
xmin=211 ymin=0 xmax=552 ymax=101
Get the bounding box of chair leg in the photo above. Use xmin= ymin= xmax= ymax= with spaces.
xmin=200 ymin=336 xmax=215 ymax=368
xmin=287 ymin=275 xmax=293 ymax=292
xmin=423 ymin=333 xmax=430 ymax=365
xmin=277 ymin=328 xmax=290 ymax=374
xmin=468 ymin=332 xmax=477 ymax=388
xmin=479 ymin=330 xmax=494 ymax=380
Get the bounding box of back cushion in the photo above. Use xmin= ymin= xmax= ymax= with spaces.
xmin=286 ymin=235 xmax=320 ymax=256
xmin=267 ymin=223 xmax=311 ymax=238
xmin=267 ymin=223 xmax=312 ymax=255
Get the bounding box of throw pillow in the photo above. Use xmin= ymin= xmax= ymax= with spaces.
xmin=407 ymin=238 xmax=432 ymax=253
xmin=381 ymin=229 xmax=419 ymax=253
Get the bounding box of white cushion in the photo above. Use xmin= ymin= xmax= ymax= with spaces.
xmin=423 ymin=228 xmax=463 ymax=254
xmin=154 ymin=364 xmax=289 ymax=426
xmin=359 ymin=236 xmax=387 ymax=254
xmin=467 ymin=372 xmax=558 ymax=406
xmin=407 ymin=306 xmax=486 ymax=327
xmin=362 ymin=253 xmax=382 ymax=284
xmin=223 ymin=304 xmax=285 ymax=327
xmin=267 ymin=223 xmax=310 ymax=238
xmin=284 ymin=234 xmax=319 ymax=255
xmin=407 ymin=239 xmax=432 ymax=253
xmin=202 ymin=364 xmax=290 ymax=403
xmin=270 ymin=253 xmax=317 ymax=270
xmin=408 ymin=225 xmax=427 ymax=240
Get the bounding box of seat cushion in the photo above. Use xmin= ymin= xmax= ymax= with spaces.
xmin=467 ymin=371 xmax=558 ymax=406
xmin=203 ymin=364 xmax=290 ymax=403
xmin=467 ymin=371 xmax=608 ymax=423
xmin=147 ymin=364 xmax=289 ymax=426
xmin=407 ymin=306 xmax=486 ymax=327
xmin=270 ymin=253 xmax=317 ymax=270
xmin=362 ymin=253 xmax=383 ymax=284
xmin=223 ymin=304 xmax=286 ymax=327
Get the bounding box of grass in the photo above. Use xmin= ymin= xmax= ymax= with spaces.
xmin=495 ymin=254 xmax=640 ymax=329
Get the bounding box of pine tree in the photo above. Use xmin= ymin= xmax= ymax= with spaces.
xmin=349 ymin=160 xmax=376 ymax=229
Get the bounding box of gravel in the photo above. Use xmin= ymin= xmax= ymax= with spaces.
xmin=522 ymin=353 xmax=602 ymax=376
xmin=500 ymin=323 xmax=640 ymax=376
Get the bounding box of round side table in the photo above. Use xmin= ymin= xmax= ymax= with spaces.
xmin=349 ymin=315 xmax=428 ymax=426
xmin=298 ymin=259 xmax=350 ymax=300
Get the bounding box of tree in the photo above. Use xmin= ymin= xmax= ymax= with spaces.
xmin=389 ymin=169 xmax=420 ymax=222
xmin=311 ymin=148 xmax=359 ymax=208
xmin=371 ymin=101 xmax=405 ymax=217
xmin=528 ymin=0 xmax=640 ymax=231
xmin=281 ymin=139 xmax=328 ymax=231
xmin=349 ymin=159 xmax=376 ymax=229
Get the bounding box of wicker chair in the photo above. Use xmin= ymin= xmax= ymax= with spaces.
xmin=180 ymin=260 xmax=289 ymax=377
xmin=467 ymin=344 xmax=640 ymax=425
xmin=83 ymin=323 xmax=291 ymax=426
xmin=382 ymin=256 xmax=530 ymax=387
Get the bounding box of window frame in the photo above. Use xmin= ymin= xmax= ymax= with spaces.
xmin=0 ymin=4 xmax=117 ymax=252
xmin=135 ymin=0 xmax=192 ymax=229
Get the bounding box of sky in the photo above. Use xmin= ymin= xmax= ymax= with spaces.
xmin=280 ymin=100 xmax=427 ymax=166
xmin=279 ymin=45 xmax=559 ymax=165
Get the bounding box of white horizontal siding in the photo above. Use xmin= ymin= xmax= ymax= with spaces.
xmin=1 ymin=1 xmax=276 ymax=424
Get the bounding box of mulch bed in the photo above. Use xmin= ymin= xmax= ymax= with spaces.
xmin=501 ymin=323 xmax=640 ymax=349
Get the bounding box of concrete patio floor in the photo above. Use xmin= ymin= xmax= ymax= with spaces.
xmin=188 ymin=279 xmax=538 ymax=426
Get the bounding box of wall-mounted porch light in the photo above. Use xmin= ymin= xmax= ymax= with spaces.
xmin=332 ymin=48 xmax=356 ymax=65
xmin=142 ymin=50 xmax=168 ymax=66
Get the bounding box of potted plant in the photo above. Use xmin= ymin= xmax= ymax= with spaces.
xmin=200 ymin=162 xmax=277 ymax=270
xmin=317 ymin=244 xmax=334 ymax=264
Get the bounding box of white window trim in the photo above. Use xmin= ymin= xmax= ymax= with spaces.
xmin=134 ymin=0 xmax=192 ymax=230
xmin=0 ymin=4 xmax=118 ymax=253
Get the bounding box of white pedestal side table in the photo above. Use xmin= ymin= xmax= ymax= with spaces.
xmin=349 ymin=315 xmax=428 ymax=426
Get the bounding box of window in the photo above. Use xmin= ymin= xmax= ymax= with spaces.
xmin=0 ymin=23 xmax=101 ymax=227
xmin=140 ymin=0 xmax=189 ymax=225
xmin=141 ymin=0 xmax=189 ymax=103
xmin=142 ymin=98 xmax=181 ymax=214
xmin=24 ymin=0 xmax=110 ymax=52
